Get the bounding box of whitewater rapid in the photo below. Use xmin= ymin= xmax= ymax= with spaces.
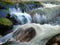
xmin=6 ymin=23 xmax=60 ymax=45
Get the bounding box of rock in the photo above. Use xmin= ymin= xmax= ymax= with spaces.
xmin=13 ymin=27 xmax=36 ymax=42
xmin=0 ymin=18 xmax=13 ymax=35
xmin=46 ymin=34 xmax=60 ymax=45
xmin=19 ymin=1 xmax=43 ymax=12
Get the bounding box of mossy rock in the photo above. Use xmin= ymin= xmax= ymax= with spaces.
xmin=0 ymin=18 xmax=13 ymax=26
xmin=0 ymin=18 xmax=13 ymax=35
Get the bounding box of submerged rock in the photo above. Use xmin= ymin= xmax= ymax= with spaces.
xmin=0 ymin=18 xmax=13 ymax=35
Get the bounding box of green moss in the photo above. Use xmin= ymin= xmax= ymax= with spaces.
xmin=28 ymin=7 xmax=53 ymax=16
xmin=0 ymin=18 xmax=13 ymax=26
xmin=19 ymin=1 xmax=42 ymax=6
xmin=22 ymin=1 xmax=41 ymax=4
xmin=1 ymin=1 xmax=14 ymax=5
xmin=28 ymin=8 xmax=43 ymax=16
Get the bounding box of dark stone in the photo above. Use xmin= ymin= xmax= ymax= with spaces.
xmin=0 ymin=18 xmax=13 ymax=36
xmin=0 ymin=24 xmax=13 ymax=36
xmin=46 ymin=34 xmax=60 ymax=45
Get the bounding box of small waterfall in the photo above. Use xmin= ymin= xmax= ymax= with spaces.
xmin=8 ymin=3 xmax=60 ymax=25
xmin=15 ymin=12 xmax=32 ymax=25
xmin=9 ymin=7 xmax=32 ymax=25
xmin=30 ymin=3 xmax=60 ymax=25
xmin=8 ymin=3 xmax=32 ymax=25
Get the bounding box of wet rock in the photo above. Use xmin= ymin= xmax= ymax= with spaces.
xmin=0 ymin=18 xmax=13 ymax=35
xmin=46 ymin=34 xmax=60 ymax=45
xmin=19 ymin=1 xmax=43 ymax=12
xmin=13 ymin=27 xmax=36 ymax=42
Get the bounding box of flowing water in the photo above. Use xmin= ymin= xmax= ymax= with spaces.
xmin=9 ymin=3 xmax=58 ymax=25
xmin=2 ymin=24 xmax=60 ymax=45
xmin=1 ymin=2 xmax=60 ymax=45
xmin=9 ymin=5 xmax=32 ymax=25
xmin=33 ymin=13 xmax=47 ymax=24
xmin=31 ymin=3 xmax=60 ymax=25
